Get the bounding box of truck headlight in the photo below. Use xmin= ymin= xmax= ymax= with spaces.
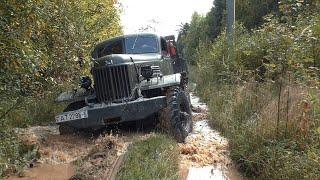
xmin=80 ymin=76 xmax=92 ymax=90
xmin=141 ymin=66 xmax=153 ymax=80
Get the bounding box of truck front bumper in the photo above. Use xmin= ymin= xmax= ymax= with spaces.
xmin=55 ymin=96 xmax=167 ymax=129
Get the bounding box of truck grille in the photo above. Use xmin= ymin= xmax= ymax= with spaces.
xmin=92 ymin=65 xmax=131 ymax=102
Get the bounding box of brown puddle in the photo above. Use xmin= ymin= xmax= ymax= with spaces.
xmin=7 ymin=163 xmax=74 ymax=180
xmin=7 ymin=126 xmax=150 ymax=179
xmin=179 ymin=93 xmax=243 ymax=180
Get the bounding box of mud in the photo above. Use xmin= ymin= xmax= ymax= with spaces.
xmin=12 ymin=126 xmax=94 ymax=165
xmin=179 ymin=93 xmax=242 ymax=180
xmin=7 ymin=92 xmax=242 ymax=180
xmin=8 ymin=126 xmax=146 ymax=180
xmin=7 ymin=163 xmax=74 ymax=180
xmin=7 ymin=120 xmax=159 ymax=180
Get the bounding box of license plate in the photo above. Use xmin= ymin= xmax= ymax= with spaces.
xmin=55 ymin=110 xmax=88 ymax=123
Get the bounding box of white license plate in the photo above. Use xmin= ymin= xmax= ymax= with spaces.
xmin=55 ymin=110 xmax=88 ymax=123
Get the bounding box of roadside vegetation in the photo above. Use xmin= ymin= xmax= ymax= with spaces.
xmin=178 ymin=0 xmax=320 ymax=179
xmin=117 ymin=134 xmax=179 ymax=180
xmin=0 ymin=0 xmax=122 ymax=177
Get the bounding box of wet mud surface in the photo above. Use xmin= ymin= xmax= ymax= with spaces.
xmin=7 ymin=164 xmax=74 ymax=180
xmin=6 ymin=93 xmax=242 ymax=180
xmin=7 ymin=124 xmax=151 ymax=180
xmin=179 ymin=93 xmax=242 ymax=180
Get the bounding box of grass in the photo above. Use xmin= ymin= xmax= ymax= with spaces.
xmin=196 ymin=81 xmax=320 ymax=179
xmin=3 ymin=95 xmax=65 ymax=128
xmin=117 ymin=134 xmax=179 ymax=180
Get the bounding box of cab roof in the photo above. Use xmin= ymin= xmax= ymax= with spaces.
xmin=94 ymin=33 xmax=161 ymax=49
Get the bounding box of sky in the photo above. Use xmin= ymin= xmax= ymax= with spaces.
xmin=118 ymin=0 xmax=213 ymax=38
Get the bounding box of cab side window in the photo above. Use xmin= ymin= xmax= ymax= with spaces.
xmin=160 ymin=38 xmax=168 ymax=56
xmin=98 ymin=39 xmax=124 ymax=58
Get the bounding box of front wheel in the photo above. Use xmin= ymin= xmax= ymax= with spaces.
xmin=157 ymin=87 xmax=193 ymax=143
xmin=59 ymin=101 xmax=85 ymax=135
xmin=59 ymin=123 xmax=76 ymax=135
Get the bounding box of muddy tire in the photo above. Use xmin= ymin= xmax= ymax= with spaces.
xmin=158 ymin=87 xmax=193 ymax=143
xmin=59 ymin=123 xmax=76 ymax=135
xmin=59 ymin=101 xmax=85 ymax=135
xmin=63 ymin=101 xmax=86 ymax=112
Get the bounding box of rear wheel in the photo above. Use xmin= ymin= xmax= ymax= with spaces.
xmin=158 ymin=87 xmax=193 ymax=143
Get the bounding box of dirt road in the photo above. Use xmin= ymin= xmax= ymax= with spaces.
xmin=7 ymin=93 xmax=242 ymax=180
xmin=179 ymin=93 xmax=242 ymax=180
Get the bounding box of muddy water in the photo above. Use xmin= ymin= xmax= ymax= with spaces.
xmin=7 ymin=92 xmax=242 ymax=180
xmin=7 ymin=164 xmax=74 ymax=180
xmin=7 ymin=125 xmax=150 ymax=180
xmin=7 ymin=126 xmax=93 ymax=180
xmin=179 ymin=93 xmax=242 ymax=180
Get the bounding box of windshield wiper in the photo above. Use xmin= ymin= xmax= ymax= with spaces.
xmin=131 ymin=34 xmax=139 ymax=50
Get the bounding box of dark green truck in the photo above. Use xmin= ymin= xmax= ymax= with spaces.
xmin=55 ymin=33 xmax=192 ymax=142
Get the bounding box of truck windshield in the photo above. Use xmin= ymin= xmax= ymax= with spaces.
xmin=125 ymin=35 xmax=159 ymax=54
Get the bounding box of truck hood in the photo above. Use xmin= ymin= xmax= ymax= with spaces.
xmin=93 ymin=53 xmax=162 ymax=67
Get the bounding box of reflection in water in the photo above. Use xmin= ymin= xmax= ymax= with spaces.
xmin=187 ymin=165 xmax=242 ymax=180
xmin=180 ymin=93 xmax=242 ymax=180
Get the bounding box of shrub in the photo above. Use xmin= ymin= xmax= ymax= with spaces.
xmin=193 ymin=2 xmax=320 ymax=179
xmin=0 ymin=120 xmax=39 ymax=177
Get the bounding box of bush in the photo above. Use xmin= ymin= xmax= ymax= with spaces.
xmin=4 ymin=93 xmax=65 ymax=128
xmin=0 ymin=0 xmax=122 ymax=177
xmin=0 ymin=120 xmax=39 ymax=177
xmin=193 ymin=2 xmax=320 ymax=179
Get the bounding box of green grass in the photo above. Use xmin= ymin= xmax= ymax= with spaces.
xmin=190 ymin=6 xmax=320 ymax=178
xmin=117 ymin=134 xmax=179 ymax=180
xmin=3 ymin=95 xmax=65 ymax=128
xmin=196 ymin=83 xmax=320 ymax=179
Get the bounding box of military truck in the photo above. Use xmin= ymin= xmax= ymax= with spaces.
xmin=55 ymin=33 xmax=192 ymax=142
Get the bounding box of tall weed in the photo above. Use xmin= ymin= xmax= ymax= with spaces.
xmin=194 ymin=3 xmax=320 ymax=179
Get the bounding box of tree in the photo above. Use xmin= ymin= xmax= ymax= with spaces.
xmin=0 ymin=0 xmax=122 ymax=99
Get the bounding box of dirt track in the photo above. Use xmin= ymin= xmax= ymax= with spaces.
xmin=179 ymin=93 xmax=242 ymax=180
xmin=7 ymin=93 xmax=242 ymax=180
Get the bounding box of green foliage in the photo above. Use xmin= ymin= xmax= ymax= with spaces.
xmin=3 ymin=93 xmax=65 ymax=128
xmin=0 ymin=120 xmax=39 ymax=177
xmin=117 ymin=135 xmax=179 ymax=180
xmin=177 ymin=0 xmax=278 ymax=64
xmin=236 ymin=0 xmax=278 ymax=30
xmin=188 ymin=1 xmax=320 ymax=179
xmin=177 ymin=13 xmax=208 ymax=65
xmin=205 ymin=0 xmax=226 ymax=40
xmin=0 ymin=0 xmax=122 ymax=177
xmin=0 ymin=0 xmax=122 ymax=98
